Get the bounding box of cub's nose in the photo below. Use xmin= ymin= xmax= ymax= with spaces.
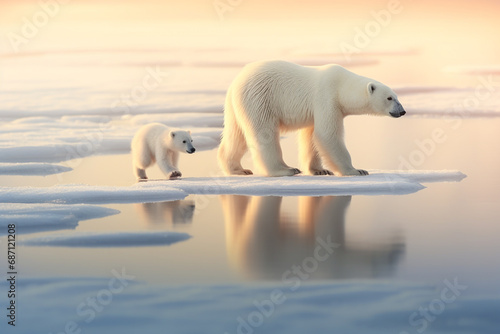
xmin=187 ymin=148 xmax=196 ymax=154
xmin=400 ymin=110 xmax=406 ymax=116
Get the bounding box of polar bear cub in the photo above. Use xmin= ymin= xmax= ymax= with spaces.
xmin=131 ymin=123 xmax=195 ymax=180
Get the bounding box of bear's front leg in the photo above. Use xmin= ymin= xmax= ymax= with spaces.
xmin=313 ymin=120 xmax=368 ymax=177
xmin=156 ymin=150 xmax=182 ymax=179
xmin=247 ymin=126 xmax=301 ymax=177
xmin=169 ymin=171 xmax=182 ymax=179
xmin=134 ymin=167 xmax=148 ymax=180
xmin=167 ymin=151 xmax=182 ymax=179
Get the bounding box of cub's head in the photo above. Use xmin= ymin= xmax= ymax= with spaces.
xmin=169 ymin=130 xmax=196 ymax=154
xmin=367 ymin=82 xmax=406 ymax=118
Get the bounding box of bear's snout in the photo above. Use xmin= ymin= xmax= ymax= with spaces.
xmin=390 ymin=103 xmax=406 ymax=118
xmin=390 ymin=110 xmax=406 ymax=118
xmin=187 ymin=148 xmax=196 ymax=154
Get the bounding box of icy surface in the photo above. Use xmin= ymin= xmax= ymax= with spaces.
xmin=0 ymin=162 xmax=72 ymax=175
xmin=0 ymin=184 xmax=187 ymax=204
xmin=139 ymin=170 xmax=466 ymax=196
xmin=369 ymin=170 xmax=467 ymax=183
xmin=0 ymin=203 xmax=119 ymax=234
xmin=22 ymin=231 xmax=192 ymax=247
xmin=0 ymin=170 xmax=466 ymax=200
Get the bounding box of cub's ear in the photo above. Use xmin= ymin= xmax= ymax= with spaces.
xmin=170 ymin=131 xmax=175 ymax=138
xmin=367 ymin=82 xmax=376 ymax=95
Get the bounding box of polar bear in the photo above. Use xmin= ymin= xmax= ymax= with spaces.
xmin=131 ymin=123 xmax=195 ymax=180
xmin=218 ymin=60 xmax=406 ymax=177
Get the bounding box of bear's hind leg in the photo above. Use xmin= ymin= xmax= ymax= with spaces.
xmin=132 ymin=142 xmax=153 ymax=180
xmin=218 ymin=116 xmax=253 ymax=175
xmin=313 ymin=121 xmax=369 ymax=176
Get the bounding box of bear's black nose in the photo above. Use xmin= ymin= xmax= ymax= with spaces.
xmin=187 ymin=148 xmax=196 ymax=154
xmin=400 ymin=110 xmax=406 ymax=116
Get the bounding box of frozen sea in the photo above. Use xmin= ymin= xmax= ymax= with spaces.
xmin=1 ymin=18 xmax=500 ymax=334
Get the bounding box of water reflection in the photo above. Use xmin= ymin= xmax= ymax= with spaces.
xmin=135 ymin=200 xmax=195 ymax=225
xmin=221 ymin=195 xmax=405 ymax=281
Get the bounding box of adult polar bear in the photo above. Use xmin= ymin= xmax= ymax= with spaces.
xmin=218 ymin=60 xmax=406 ymax=177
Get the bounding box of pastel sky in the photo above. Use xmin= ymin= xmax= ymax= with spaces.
xmin=1 ymin=0 xmax=500 ymax=22
xmin=1 ymin=0 xmax=499 ymax=65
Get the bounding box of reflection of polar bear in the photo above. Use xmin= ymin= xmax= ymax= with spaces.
xmin=131 ymin=123 xmax=195 ymax=180
xmin=220 ymin=195 xmax=405 ymax=280
xmin=136 ymin=200 xmax=195 ymax=225
xmin=218 ymin=60 xmax=406 ymax=177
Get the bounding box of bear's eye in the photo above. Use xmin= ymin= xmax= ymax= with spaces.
xmin=191 ymin=140 xmax=193 ymax=142
xmin=387 ymin=97 xmax=393 ymax=101
xmin=182 ymin=140 xmax=186 ymax=143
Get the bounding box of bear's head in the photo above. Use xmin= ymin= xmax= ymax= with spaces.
xmin=168 ymin=130 xmax=196 ymax=154
xmin=367 ymin=82 xmax=406 ymax=118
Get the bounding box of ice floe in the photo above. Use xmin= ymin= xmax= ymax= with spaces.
xmin=0 ymin=170 xmax=465 ymax=201
xmin=0 ymin=163 xmax=72 ymax=175
xmin=0 ymin=203 xmax=119 ymax=234
xmin=139 ymin=170 xmax=466 ymax=197
xmin=22 ymin=231 xmax=191 ymax=247
xmin=0 ymin=184 xmax=187 ymax=204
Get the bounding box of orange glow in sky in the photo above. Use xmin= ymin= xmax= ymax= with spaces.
xmin=1 ymin=0 xmax=500 ymax=68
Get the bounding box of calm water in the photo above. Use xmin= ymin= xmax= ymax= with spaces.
xmin=9 ymin=117 xmax=500 ymax=296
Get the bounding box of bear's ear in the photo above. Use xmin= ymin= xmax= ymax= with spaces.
xmin=170 ymin=131 xmax=175 ymax=138
xmin=367 ymin=82 xmax=376 ymax=95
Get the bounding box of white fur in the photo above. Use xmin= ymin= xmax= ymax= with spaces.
xmin=218 ymin=60 xmax=405 ymax=177
xmin=131 ymin=123 xmax=195 ymax=179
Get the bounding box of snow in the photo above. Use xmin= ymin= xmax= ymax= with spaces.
xmin=1 ymin=278 xmax=497 ymax=334
xmin=0 ymin=171 xmax=465 ymax=201
xmin=370 ymin=169 xmax=467 ymax=183
xmin=0 ymin=162 xmax=72 ymax=175
xmin=0 ymin=203 xmax=119 ymax=234
xmin=0 ymin=184 xmax=187 ymax=204
xmin=22 ymin=231 xmax=192 ymax=247
xmin=138 ymin=170 xmax=465 ymax=196
xmin=148 ymin=175 xmax=425 ymax=196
